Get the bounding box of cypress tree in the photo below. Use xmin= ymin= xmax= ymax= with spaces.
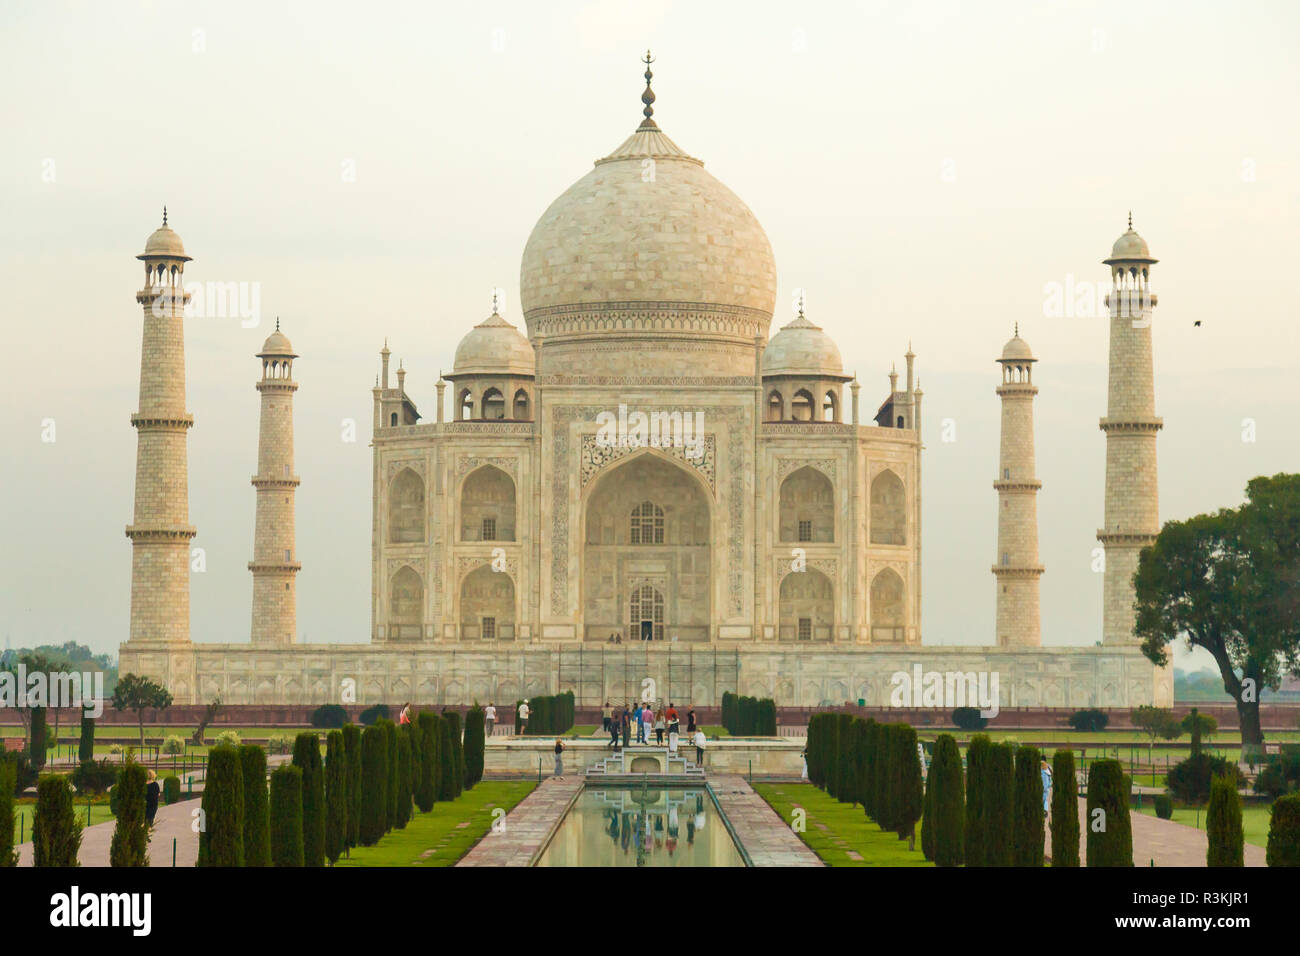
xmin=804 ymin=713 xmax=820 ymax=787
xmin=463 ymin=706 xmax=486 ymax=789
xmin=78 ymin=716 xmax=95 ymax=764
xmin=872 ymin=722 xmax=894 ymax=829
xmin=30 ymin=706 xmax=47 ymax=770
xmin=1267 ymin=793 xmax=1300 ymax=867
xmin=32 ymin=774 xmax=82 ymax=866
xmin=406 ymin=717 xmax=423 ymax=802
xmin=197 ymin=744 xmax=244 ymax=867
xmin=1085 ymin=758 xmax=1133 ymax=867
xmin=860 ymin=719 xmax=878 ymax=819
xmin=438 ymin=715 xmax=460 ymax=801
xmin=325 ymin=730 xmax=348 ymax=864
xmin=415 ymin=712 xmax=439 ymax=812
xmin=383 ymin=720 xmax=399 ymax=830
xmin=395 ymin=731 xmax=413 ymax=829
xmin=1051 ymin=749 xmax=1080 ymax=866
xmin=964 ymin=734 xmax=991 ymax=866
xmin=852 ymin=719 xmax=871 ymax=814
xmin=921 ymin=746 xmax=937 ymax=862
xmin=343 ymin=723 xmax=362 ymax=848
xmin=1012 ymin=746 xmax=1045 ymax=867
xmin=292 ymin=733 xmax=325 ymax=867
xmin=110 ymin=759 xmax=149 ymax=867
xmin=983 ymin=742 xmax=1014 ymax=866
xmin=893 ymin=723 xmax=924 ymax=847
xmin=238 ymin=745 xmax=271 ymax=867
xmin=269 ymin=764 xmax=304 ymax=867
xmin=443 ymin=710 xmax=465 ymax=792
xmin=929 ymin=734 xmax=965 ymax=867
xmin=837 ymin=714 xmax=857 ymax=804
xmin=1206 ymin=774 xmax=1244 ymax=867
xmin=359 ymin=725 xmax=387 ymax=845
xmin=0 ymin=759 xmax=17 ymax=867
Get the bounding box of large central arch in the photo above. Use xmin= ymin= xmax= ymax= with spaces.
xmin=581 ymin=450 xmax=712 ymax=642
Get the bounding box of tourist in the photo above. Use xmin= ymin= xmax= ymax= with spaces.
xmin=1041 ymin=756 xmax=1053 ymax=818
xmin=633 ymin=701 xmax=644 ymax=743
xmin=608 ymin=705 xmax=621 ymax=748
xmin=686 ymin=707 xmax=697 ymax=734
xmin=800 ymin=748 xmax=808 ymax=779
xmin=517 ymin=698 xmax=530 ymax=735
xmin=641 ymin=705 xmax=654 ymax=745
xmin=145 ymin=770 xmax=161 ymax=825
xmin=485 ymin=702 xmax=497 ymax=737
xmin=666 ymin=702 xmax=679 ymax=737
xmin=553 ymin=738 xmax=564 ymax=777
xmin=654 ymin=708 xmax=666 ymax=745
xmin=693 ymin=728 xmax=707 ymax=766
xmin=667 ymin=725 xmax=679 ymax=755
xmin=602 ymin=700 xmax=612 ymax=734
xmin=622 ymin=706 xmax=631 ymax=748
xmin=399 ymin=702 xmax=411 ymax=726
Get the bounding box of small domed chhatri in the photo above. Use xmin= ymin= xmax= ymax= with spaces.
xmin=1104 ymin=212 xmax=1157 ymax=264
xmin=763 ymin=311 xmax=844 ymax=377
xmin=1000 ymin=325 xmax=1034 ymax=362
xmin=259 ymin=319 xmax=296 ymax=357
xmin=138 ymin=207 xmax=190 ymax=261
xmin=453 ymin=309 xmax=535 ymax=376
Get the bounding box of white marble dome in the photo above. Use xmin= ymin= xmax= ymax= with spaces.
xmin=519 ymin=126 xmax=777 ymax=332
xmin=453 ymin=311 xmax=535 ymax=376
xmin=260 ymin=328 xmax=295 ymax=356
xmin=763 ymin=314 xmax=844 ymax=376
xmin=140 ymin=221 xmax=189 ymax=260
xmin=1000 ymin=332 xmax=1033 ymax=362
xmin=1107 ymin=225 xmax=1154 ymax=262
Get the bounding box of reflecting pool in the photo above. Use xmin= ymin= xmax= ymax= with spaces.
xmin=536 ymin=787 xmax=746 ymax=867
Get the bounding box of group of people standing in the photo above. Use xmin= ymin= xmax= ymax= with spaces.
xmin=602 ymin=701 xmax=708 ymax=765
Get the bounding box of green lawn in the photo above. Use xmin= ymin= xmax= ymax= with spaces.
xmin=754 ymin=782 xmax=933 ymax=867
xmin=336 ymin=781 xmax=536 ymax=867
xmin=13 ymin=800 xmax=115 ymax=845
xmin=1136 ymin=803 xmax=1273 ymax=848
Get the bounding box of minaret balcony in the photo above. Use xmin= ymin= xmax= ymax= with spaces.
xmin=992 ymin=479 xmax=1041 ymax=492
xmin=248 ymin=561 xmax=302 ymax=573
xmin=1095 ymin=529 xmax=1158 ymax=546
xmin=991 ymin=564 xmax=1044 ymax=577
xmin=1099 ymin=417 xmax=1162 ymax=434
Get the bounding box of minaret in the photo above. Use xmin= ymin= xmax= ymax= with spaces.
xmin=993 ymin=325 xmax=1043 ymax=647
xmin=126 ymin=209 xmax=196 ymax=645
xmin=1098 ymin=215 xmax=1161 ymax=645
xmin=249 ymin=320 xmax=300 ymax=645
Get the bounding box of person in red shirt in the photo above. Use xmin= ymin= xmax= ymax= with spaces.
xmin=666 ymin=704 xmax=679 ymax=736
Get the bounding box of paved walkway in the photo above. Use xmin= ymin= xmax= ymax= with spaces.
xmin=709 ymin=774 xmax=823 ymax=866
xmin=17 ymin=797 xmax=202 ymax=867
xmin=457 ymin=775 xmax=583 ymax=866
xmin=1047 ymin=797 xmax=1266 ymax=867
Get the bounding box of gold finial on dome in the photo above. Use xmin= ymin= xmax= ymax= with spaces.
xmin=639 ymin=49 xmax=658 ymax=130
xmin=1128 ymin=210 xmax=1133 ymax=230
xmin=163 ymin=205 xmax=168 ymax=226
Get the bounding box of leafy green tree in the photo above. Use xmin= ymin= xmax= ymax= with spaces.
xmin=1085 ymin=758 xmax=1132 ymax=867
xmin=928 ymin=735 xmax=964 ymax=867
xmin=33 ymin=774 xmax=83 ymax=867
xmin=1183 ymin=710 xmax=1218 ymax=742
xmin=1051 ymin=749 xmax=1080 ymax=866
xmin=238 ymin=745 xmax=271 ymax=867
xmin=983 ymin=742 xmax=1014 ymax=866
xmin=110 ymin=759 xmax=149 ymax=867
xmin=415 ymin=712 xmax=439 ymax=812
xmin=342 ymin=723 xmax=362 ymax=847
xmin=324 ymin=730 xmax=348 ymax=863
xmin=1206 ymin=774 xmax=1244 ymax=867
xmin=269 ymin=764 xmax=304 ymax=867
xmin=197 ymin=744 xmax=244 ymax=867
xmin=0 ymin=759 xmax=17 ymax=866
xmin=1135 ymin=475 xmax=1300 ymax=762
xmin=359 ymin=725 xmax=387 ymax=845
xmin=964 ymin=734 xmax=991 ymax=866
xmin=1012 ymin=746 xmax=1044 ymax=866
xmin=462 ymin=706 xmax=486 ymax=789
xmin=292 ymin=733 xmax=325 ymax=866
xmin=111 ymin=673 xmax=174 ymax=750
xmin=1267 ymin=793 xmax=1300 ymax=866
xmin=1131 ymin=706 xmax=1183 ymax=769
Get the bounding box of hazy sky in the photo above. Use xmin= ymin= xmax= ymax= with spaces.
xmin=3 ymin=1 xmax=1297 ymax=674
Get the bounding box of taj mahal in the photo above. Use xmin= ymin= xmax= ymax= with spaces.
xmin=118 ymin=58 xmax=1173 ymax=710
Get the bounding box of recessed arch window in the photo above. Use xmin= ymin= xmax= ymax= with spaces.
xmin=791 ymin=390 xmax=814 ymax=422
xmin=629 ymin=501 xmax=664 ymax=545
xmin=513 ymin=389 xmax=530 ymax=420
xmin=767 ymin=390 xmax=784 ymax=422
xmin=481 ymin=387 xmax=505 ymax=420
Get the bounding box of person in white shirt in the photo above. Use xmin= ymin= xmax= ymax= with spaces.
xmin=484 ymin=702 xmax=497 ymax=737
xmin=692 ymin=729 xmax=707 ymax=766
xmin=517 ymin=699 xmax=529 ymax=735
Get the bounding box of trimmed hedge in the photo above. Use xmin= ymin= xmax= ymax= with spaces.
xmin=1051 ymin=749 xmax=1080 ymax=866
xmin=33 ymin=774 xmax=82 ymax=867
xmin=238 ymin=745 xmax=271 ymax=867
xmin=197 ymin=744 xmax=244 ymax=867
xmin=292 ymin=733 xmax=325 ymax=867
xmin=720 ymin=692 xmax=777 ymax=735
xmin=163 ymin=775 xmax=181 ymax=806
xmin=1085 ymin=758 xmax=1132 ymax=867
xmin=269 ymin=764 xmax=304 ymax=867
xmin=1012 ymin=746 xmax=1044 ymax=867
xmin=110 ymin=760 xmax=149 ymax=867
xmin=463 ymin=706 xmax=485 ymax=789
xmin=951 ymin=707 xmax=988 ymax=731
xmin=415 ymin=712 xmax=440 ymax=812
xmin=442 ymin=710 xmax=465 ymax=794
xmin=1267 ymin=793 xmax=1300 ymax=867
xmin=438 ymin=715 xmax=461 ymax=802
xmin=0 ymin=759 xmax=16 ymax=866
xmin=325 ymin=730 xmax=348 ymax=864
xmin=1068 ymin=709 xmax=1109 ymax=732
xmin=358 ymin=704 xmax=389 ymax=726
xmin=872 ymin=721 xmax=894 ymax=830
xmin=343 ymin=723 xmax=362 ymax=848
xmin=78 ymin=717 xmax=95 ymax=764
xmin=891 ymin=724 xmax=924 ymax=844
xmin=71 ymin=759 xmax=118 ymax=795
xmin=1154 ymin=793 xmax=1173 ymax=819
xmin=517 ymin=692 xmax=576 ymax=735
xmin=30 ymin=707 xmax=47 ymax=770
xmin=964 ymin=735 xmax=991 ymax=866
xmin=982 ymin=743 xmax=1015 ymax=866
xmin=310 ymin=704 xmax=348 ymax=729
xmin=394 ymin=730 xmax=413 ymax=830
xmin=1206 ymin=774 xmax=1244 ymax=867
xmin=928 ymin=734 xmax=964 ymax=867
xmin=383 ymin=721 xmax=400 ymax=831
xmin=359 ymin=725 xmax=387 ymax=846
